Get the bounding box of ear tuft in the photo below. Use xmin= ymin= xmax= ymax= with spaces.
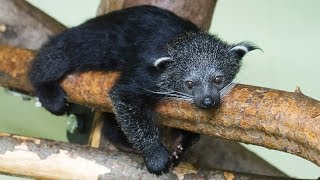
xmin=229 ymin=42 xmax=261 ymax=59
xmin=154 ymin=57 xmax=173 ymax=71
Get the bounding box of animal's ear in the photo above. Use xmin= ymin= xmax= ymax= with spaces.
xmin=153 ymin=57 xmax=173 ymax=71
xmin=228 ymin=42 xmax=261 ymax=59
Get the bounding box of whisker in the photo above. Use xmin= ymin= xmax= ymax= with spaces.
xmin=141 ymin=88 xmax=176 ymax=95
xmin=142 ymin=87 xmax=193 ymax=99
xmin=163 ymin=97 xmax=193 ymax=102
xmin=220 ymin=82 xmax=237 ymax=101
xmin=167 ymin=90 xmax=192 ymax=97
xmin=220 ymin=76 xmax=239 ymax=102
xmin=165 ymin=94 xmax=193 ymax=99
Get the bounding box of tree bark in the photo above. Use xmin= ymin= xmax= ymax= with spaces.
xmin=96 ymin=0 xmax=216 ymax=30
xmin=0 ymin=45 xmax=319 ymax=168
xmin=185 ymin=136 xmax=286 ymax=177
xmin=0 ymin=0 xmax=66 ymax=50
xmin=0 ymin=133 xmax=290 ymax=180
xmin=99 ymin=127 xmax=286 ymax=177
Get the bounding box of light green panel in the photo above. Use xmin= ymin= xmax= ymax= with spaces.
xmin=211 ymin=0 xmax=320 ymax=100
xmin=211 ymin=0 xmax=320 ymax=178
xmin=26 ymin=0 xmax=100 ymax=27
xmin=0 ymin=88 xmax=68 ymax=141
xmin=0 ymin=175 xmax=28 ymax=180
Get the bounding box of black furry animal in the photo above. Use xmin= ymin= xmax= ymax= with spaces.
xmin=29 ymin=5 xmax=258 ymax=175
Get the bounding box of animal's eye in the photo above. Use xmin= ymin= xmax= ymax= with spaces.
xmin=185 ymin=81 xmax=194 ymax=89
xmin=213 ymin=76 xmax=223 ymax=84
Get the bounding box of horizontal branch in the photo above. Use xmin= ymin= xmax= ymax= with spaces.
xmin=0 ymin=133 xmax=289 ymax=179
xmin=0 ymin=45 xmax=319 ymax=167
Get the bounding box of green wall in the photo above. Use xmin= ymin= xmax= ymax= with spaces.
xmin=211 ymin=1 xmax=320 ymax=178
xmin=0 ymin=0 xmax=319 ymax=179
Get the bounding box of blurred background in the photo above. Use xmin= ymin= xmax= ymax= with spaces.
xmin=0 ymin=0 xmax=319 ymax=179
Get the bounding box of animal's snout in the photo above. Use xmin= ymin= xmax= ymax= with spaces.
xmin=201 ymin=97 xmax=215 ymax=109
xmin=194 ymin=93 xmax=220 ymax=110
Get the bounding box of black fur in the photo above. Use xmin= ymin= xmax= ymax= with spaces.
xmin=29 ymin=5 xmax=258 ymax=175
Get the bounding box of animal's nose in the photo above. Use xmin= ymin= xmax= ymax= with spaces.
xmin=201 ymin=97 xmax=215 ymax=109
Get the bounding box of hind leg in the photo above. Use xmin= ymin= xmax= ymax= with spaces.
xmin=29 ymin=29 xmax=120 ymax=115
xmin=102 ymin=113 xmax=137 ymax=153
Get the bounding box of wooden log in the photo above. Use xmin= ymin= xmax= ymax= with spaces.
xmin=99 ymin=127 xmax=286 ymax=177
xmin=184 ymin=136 xmax=286 ymax=177
xmin=96 ymin=0 xmax=216 ymax=30
xmin=0 ymin=45 xmax=319 ymax=168
xmin=0 ymin=133 xmax=290 ymax=179
xmin=0 ymin=0 xmax=66 ymax=50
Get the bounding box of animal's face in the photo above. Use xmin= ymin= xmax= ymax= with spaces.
xmin=155 ymin=33 xmax=258 ymax=109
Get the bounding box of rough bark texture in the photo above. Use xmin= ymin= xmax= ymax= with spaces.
xmin=185 ymin=136 xmax=286 ymax=176
xmin=97 ymin=0 xmax=126 ymax=16
xmin=100 ymin=128 xmax=286 ymax=177
xmin=0 ymin=45 xmax=319 ymax=168
xmin=97 ymin=0 xmax=216 ymax=30
xmin=0 ymin=45 xmax=34 ymax=93
xmin=0 ymin=133 xmax=291 ymax=180
xmin=0 ymin=0 xmax=66 ymax=50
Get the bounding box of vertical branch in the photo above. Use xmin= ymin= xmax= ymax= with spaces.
xmin=88 ymin=112 xmax=104 ymax=148
xmin=96 ymin=0 xmax=217 ymax=30
xmin=0 ymin=0 xmax=66 ymax=50
xmin=97 ymin=0 xmax=126 ymax=15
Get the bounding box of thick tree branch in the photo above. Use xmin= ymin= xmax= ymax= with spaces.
xmin=0 ymin=45 xmax=319 ymax=167
xmin=97 ymin=0 xmax=217 ymax=30
xmin=0 ymin=133 xmax=290 ymax=179
xmin=0 ymin=0 xmax=66 ymax=50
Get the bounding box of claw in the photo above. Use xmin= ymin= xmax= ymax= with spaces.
xmin=177 ymin=144 xmax=183 ymax=151
xmin=172 ymin=151 xmax=178 ymax=159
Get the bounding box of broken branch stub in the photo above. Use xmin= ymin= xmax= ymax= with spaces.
xmin=97 ymin=0 xmax=217 ymax=30
xmin=0 ymin=0 xmax=66 ymax=50
xmin=0 ymin=45 xmax=319 ymax=167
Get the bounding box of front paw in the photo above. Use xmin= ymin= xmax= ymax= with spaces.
xmin=36 ymin=83 xmax=68 ymax=115
xmin=144 ymin=144 xmax=172 ymax=175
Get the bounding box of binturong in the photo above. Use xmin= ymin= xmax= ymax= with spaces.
xmin=28 ymin=5 xmax=259 ymax=175
xmin=156 ymin=32 xmax=259 ymax=109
